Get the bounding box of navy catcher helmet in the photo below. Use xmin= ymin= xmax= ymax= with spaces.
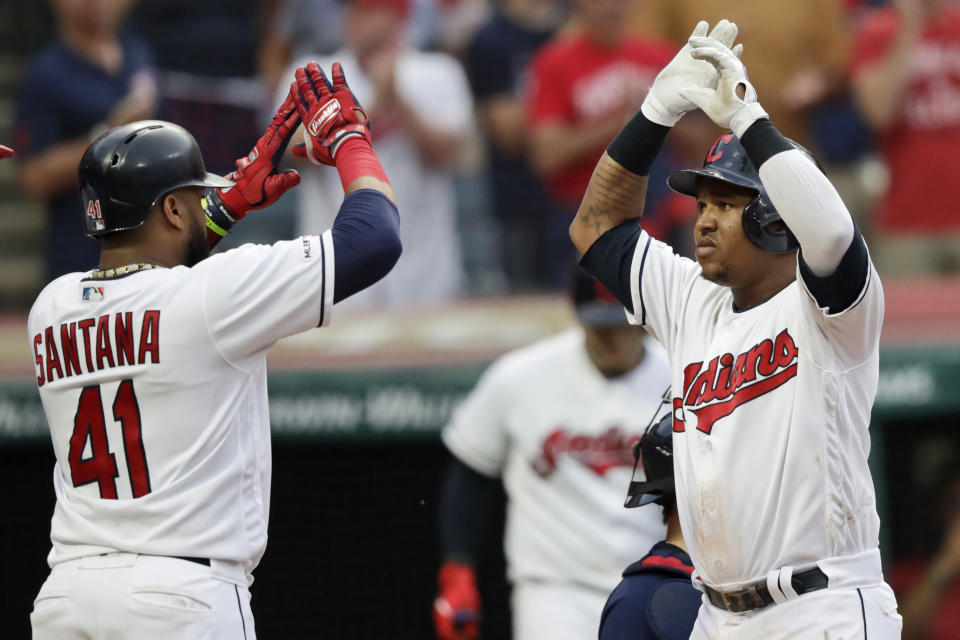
xmin=625 ymin=388 xmax=675 ymax=508
xmin=667 ymin=133 xmax=802 ymax=254
xmin=79 ymin=121 xmax=233 ymax=237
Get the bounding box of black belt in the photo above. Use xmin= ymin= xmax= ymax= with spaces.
xmin=173 ymin=556 xmax=211 ymax=567
xmin=703 ymin=567 xmax=829 ymax=613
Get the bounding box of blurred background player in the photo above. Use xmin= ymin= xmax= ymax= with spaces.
xmin=15 ymin=0 xmax=156 ymax=281
xmin=849 ymin=0 xmax=960 ymax=276
xmin=280 ymin=0 xmax=472 ymax=310
xmin=432 ymin=268 xmax=671 ymax=640
xmin=27 ymin=63 xmax=401 ymax=638
xmin=599 ymin=409 xmax=700 ymax=640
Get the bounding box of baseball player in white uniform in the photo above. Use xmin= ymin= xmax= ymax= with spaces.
xmin=433 ymin=270 xmax=671 ymax=640
xmin=570 ymin=20 xmax=903 ymax=640
xmin=27 ymin=62 xmax=401 ymax=639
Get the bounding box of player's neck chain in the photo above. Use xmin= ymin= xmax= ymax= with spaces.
xmin=89 ymin=263 xmax=163 ymax=279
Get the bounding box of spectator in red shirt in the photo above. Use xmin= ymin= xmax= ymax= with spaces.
xmin=850 ymin=0 xmax=960 ymax=276
xmin=526 ymin=0 xmax=690 ymax=281
xmin=889 ymin=469 xmax=960 ymax=640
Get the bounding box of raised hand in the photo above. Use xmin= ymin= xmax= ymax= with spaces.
xmin=641 ymin=19 xmax=743 ymax=127
xmin=202 ymin=93 xmax=301 ymax=244
xmin=292 ymin=61 xmax=371 ymax=166
xmin=679 ymin=35 xmax=769 ymax=137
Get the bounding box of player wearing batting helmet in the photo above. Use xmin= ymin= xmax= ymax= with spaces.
xmin=570 ymin=18 xmax=901 ymax=640
xmin=28 ymin=62 xmax=400 ymax=639
xmin=0 ymin=145 xmax=13 ymax=159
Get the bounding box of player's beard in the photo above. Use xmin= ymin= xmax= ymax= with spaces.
xmin=698 ymin=257 xmax=733 ymax=286
xmin=184 ymin=213 xmax=211 ymax=267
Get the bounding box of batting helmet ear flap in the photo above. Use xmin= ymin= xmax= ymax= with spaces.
xmin=742 ymin=193 xmax=799 ymax=254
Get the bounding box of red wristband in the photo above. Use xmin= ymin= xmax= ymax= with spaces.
xmin=334 ymin=137 xmax=390 ymax=191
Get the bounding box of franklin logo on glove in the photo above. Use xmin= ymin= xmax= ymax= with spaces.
xmin=309 ymin=99 xmax=342 ymax=137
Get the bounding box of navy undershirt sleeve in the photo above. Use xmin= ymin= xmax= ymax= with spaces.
xmin=438 ymin=457 xmax=498 ymax=563
xmin=330 ymin=189 xmax=402 ymax=303
xmin=798 ymin=224 xmax=870 ymax=314
xmin=579 ymin=220 xmax=644 ymax=314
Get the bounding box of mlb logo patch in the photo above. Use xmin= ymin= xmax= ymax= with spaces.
xmin=82 ymin=286 xmax=104 ymax=302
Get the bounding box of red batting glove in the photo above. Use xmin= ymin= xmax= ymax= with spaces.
xmin=218 ymin=92 xmax=301 ymax=216
xmin=433 ymin=562 xmax=480 ymax=640
xmin=202 ymin=93 xmax=301 ymax=246
xmin=0 ymin=145 xmax=13 ymax=159
xmin=292 ymin=61 xmax=371 ymax=166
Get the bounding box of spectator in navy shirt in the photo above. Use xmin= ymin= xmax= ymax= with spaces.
xmin=463 ymin=0 xmax=566 ymax=291
xmin=600 ymin=413 xmax=701 ymax=640
xmin=15 ymin=0 xmax=156 ymax=280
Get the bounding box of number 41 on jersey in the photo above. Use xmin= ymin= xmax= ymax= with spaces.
xmin=69 ymin=380 xmax=151 ymax=499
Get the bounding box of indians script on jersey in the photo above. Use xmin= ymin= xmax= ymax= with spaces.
xmin=675 ymin=328 xmax=798 ymax=435
xmin=32 ymin=310 xmax=161 ymax=385
xmin=532 ymin=425 xmax=639 ymax=477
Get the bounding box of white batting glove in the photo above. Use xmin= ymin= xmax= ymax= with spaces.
xmin=678 ymin=37 xmax=768 ymax=138
xmin=640 ymin=19 xmax=743 ymax=127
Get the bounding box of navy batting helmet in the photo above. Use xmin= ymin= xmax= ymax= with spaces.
xmin=79 ymin=120 xmax=234 ymax=237
xmin=667 ymin=133 xmax=803 ymax=254
xmin=625 ymin=389 xmax=675 ymax=508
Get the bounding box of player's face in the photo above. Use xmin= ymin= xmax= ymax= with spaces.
xmin=583 ymin=324 xmax=647 ymax=377
xmin=693 ymin=180 xmax=771 ymax=287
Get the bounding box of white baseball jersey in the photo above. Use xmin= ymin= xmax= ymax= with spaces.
xmin=27 ymin=233 xmax=334 ymax=585
xmin=626 ymin=229 xmax=884 ymax=588
xmin=442 ymin=328 xmax=670 ymax=591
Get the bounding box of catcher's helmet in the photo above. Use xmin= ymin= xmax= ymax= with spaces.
xmin=625 ymin=388 xmax=675 ymax=508
xmin=79 ymin=120 xmax=234 ymax=237
xmin=667 ymin=133 xmax=802 ymax=254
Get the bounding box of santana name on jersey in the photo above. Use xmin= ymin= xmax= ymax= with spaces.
xmin=33 ymin=310 xmax=161 ymax=386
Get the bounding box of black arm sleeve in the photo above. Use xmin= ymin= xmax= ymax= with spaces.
xmin=438 ymin=457 xmax=498 ymax=564
xmin=798 ymin=224 xmax=870 ymax=314
xmin=579 ymin=219 xmax=644 ymax=314
xmin=330 ymin=189 xmax=402 ymax=303
xmin=606 ymin=111 xmax=671 ymax=176
xmin=739 ymin=118 xmax=795 ymax=169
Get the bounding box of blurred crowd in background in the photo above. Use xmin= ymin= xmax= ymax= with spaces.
xmin=6 ymin=0 xmax=960 ymax=310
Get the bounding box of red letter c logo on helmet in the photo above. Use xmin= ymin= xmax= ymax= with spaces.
xmin=705 ymin=133 xmax=735 ymax=163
